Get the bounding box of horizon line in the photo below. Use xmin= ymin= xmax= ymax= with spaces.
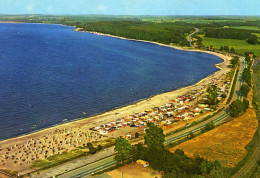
xmin=1 ymin=14 xmax=260 ymax=17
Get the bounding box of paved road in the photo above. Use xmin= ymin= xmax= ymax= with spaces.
xmin=57 ymin=57 xmax=246 ymax=178
xmin=188 ymin=28 xmax=199 ymax=47
xmin=59 ymin=156 xmax=116 ymax=178
xmin=232 ymin=59 xmax=260 ymax=178
xmin=31 ymin=147 xmax=116 ymax=178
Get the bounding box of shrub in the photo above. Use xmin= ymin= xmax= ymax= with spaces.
xmin=229 ymin=100 xmax=246 ymax=117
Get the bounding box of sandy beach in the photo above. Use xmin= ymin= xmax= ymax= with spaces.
xmin=0 ymin=28 xmax=232 ymax=174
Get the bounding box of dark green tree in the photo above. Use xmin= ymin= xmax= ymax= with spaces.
xmin=144 ymin=123 xmax=165 ymax=150
xmin=196 ymin=37 xmax=203 ymax=48
xmin=87 ymin=143 xmax=96 ymax=154
xmin=206 ymin=85 xmax=219 ymax=106
xmin=229 ymin=100 xmax=246 ymax=117
xmin=240 ymin=84 xmax=250 ymax=97
xmin=224 ymin=46 xmax=229 ymax=52
xmin=230 ymin=56 xmax=239 ymax=68
xmin=187 ymin=131 xmax=195 ymax=139
xmin=201 ymin=121 xmax=215 ymax=133
xmin=243 ymin=98 xmax=249 ymax=109
xmin=135 ymin=132 xmax=140 ymax=138
xmin=219 ymin=46 xmax=224 ymax=51
xmin=200 ymin=160 xmax=223 ymax=177
xmin=200 ymin=160 xmax=214 ymax=175
xmin=230 ymin=47 xmax=235 ymax=53
xmin=114 ymin=136 xmax=132 ymax=165
xmin=244 ymin=51 xmax=254 ymax=56
xmin=242 ymin=68 xmax=252 ymax=86
xmin=144 ymin=123 xmax=166 ymax=170
xmin=132 ymin=143 xmax=147 ymax=162
xmin=97 ymin=144 xmax=103 ymax=151
xmin=247 ymin=34 xmax=258 ymax=44
xmin=245 ymin=56 xmax=251 ymax=63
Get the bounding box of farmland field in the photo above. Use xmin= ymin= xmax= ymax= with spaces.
xmin=202 ymin=37 xmax=260 ymax=56
xmin=230 ymin=26 xmax=260 ymax=31
xmin=169 ymin=109 xmax=258 ymax=168
xmin=253 ymin=33 xmax=260 ymax=37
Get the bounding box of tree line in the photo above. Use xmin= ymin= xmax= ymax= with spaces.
xmin=204 ymin=28 xmax=253 ymax=40
xmin=115 ymin=123 xmax=223 ymax=177
xmin=75 ymin=20 xmax=193 ymax=46
xmin=229 ymin=52 xmax=254 ymax=117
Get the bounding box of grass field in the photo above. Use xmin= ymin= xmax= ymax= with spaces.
xmin=202 ymin=37 xmax=260 ymax=56
xmin=253 ymin=33 xmax=260 ymax=38
xmin=31 ymin=149 xmax=86 ymax=169
xmin=230 ymin=26 xmax=260 ymax=31
xmin=169 ymin=109 xmax=258 ymax=168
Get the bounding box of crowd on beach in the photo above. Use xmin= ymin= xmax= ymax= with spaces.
xmin=0 ymin=128 xmax=107 ymax=168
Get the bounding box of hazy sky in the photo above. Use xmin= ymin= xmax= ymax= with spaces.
xmin=0 ymin=0 xmax=259 ymax=15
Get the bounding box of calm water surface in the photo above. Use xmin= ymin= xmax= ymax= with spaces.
xmin=0 ymin=23 xmax=222 ymax=140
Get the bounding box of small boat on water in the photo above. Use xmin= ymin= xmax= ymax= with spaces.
xmin=31 ymin=125 xmax=36 ymax=129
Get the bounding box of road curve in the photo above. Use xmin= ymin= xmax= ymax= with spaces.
xmin=188 ymin=28 xmax=199 ymax=47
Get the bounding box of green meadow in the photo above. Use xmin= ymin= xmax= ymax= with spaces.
xmin=253 ymin=33 xmax=260 ymax=37
xmin=202 ymin=37 xmax=260 ymax=56
xmin=230 ymin=26 xmax=260 ymax=31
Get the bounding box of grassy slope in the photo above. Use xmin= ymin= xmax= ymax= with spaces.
xmin=202 ymin=37 xmax=260 ymax=56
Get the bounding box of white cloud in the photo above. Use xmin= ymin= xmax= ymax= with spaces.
xmin=97 ymin=5 xmax=106 ymax=11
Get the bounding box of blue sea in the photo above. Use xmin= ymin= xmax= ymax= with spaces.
xmin=0 ymin=23 xmax=222 ymax=140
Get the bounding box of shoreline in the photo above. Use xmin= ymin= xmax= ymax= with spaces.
xmin=0 ymin=25 xmax=231 ymax=144
xmin=74 ymin=28 xmax=215 ymax=54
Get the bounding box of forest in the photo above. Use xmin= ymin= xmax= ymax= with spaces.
xmin=115 ymin=123 xmax=223 ymax=177
xmin=204 ymin=28 xmax=258 ymax=40
xmin=74 ymin=20 xmax=193 ymax=45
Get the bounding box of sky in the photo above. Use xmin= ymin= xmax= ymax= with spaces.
xmin=0 ymin=0 xmax=259 ymax=16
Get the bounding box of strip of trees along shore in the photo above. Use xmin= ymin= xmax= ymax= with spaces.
xmin=229 ymin=53 xmax=255 ymax=117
